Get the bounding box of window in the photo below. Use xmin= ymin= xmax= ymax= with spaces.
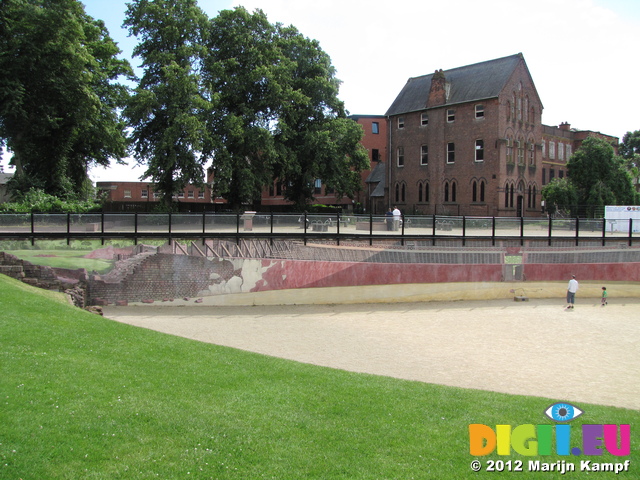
xmin=506 ymin=138 xmax=513 ymax=163
xmin=198 ymin=191 xmax=205 ymax=199
xmin=397 ymin=117 xmax=404 ymax=129
xmin=558 ymin=143 xmax=565 ymax=161
xmin=475 ymin=140 xmax=484 ymax=162
xmin=566 ymin=144 xmax=572 ymax=159
xmin=517 ymin=139 xmax=524 ymax=165
xmin=549 ymin=141 xmax=556 ymax=160
xmin=421 ymin=113 xmax=429 ymax=126
xmin=276 ymin=182 xmax=283 ymax=196
xmin=445 ymin=181 xmax=457 ymax=202
xmin=529 ymin=142 xmax=535 ymax=165
xmin=542 ymin=168 xmax=546 ymax=185
xmin=401 ymin=183 xmax=406 ymax=202
xmin=472 ymin=180 xmax=485 ymax=203
xmin=397 ymin=147 xmax=405 ymax=167
xmin=141 ymin=189 xmax=148 ymax=199
xmin=542 ymin=140 xmax=546 ymax=158
xmin=372 ymin=148 xmax=380 ymax=162
xmin=549 ymin=169 xmax=555 ymax=181
xmin=480 ymin=181 xmax=485 ymax=203
xmin=419 ymin=181 xmax=429 ymax=203
xmin=447 ymin=109 xmax=455 ymax=123
xmin=421 ymin=145 xmax=428 ymax=165
xmin=153 ymin=192 xmax=160 ymax=199
xmin=452 ymin=181 xmax=457 ymax=202
xmin=314 ymin=179 xmax=322 ymax=194
xmin=178 ymin=192 xmax=184 ymax=198
xmin=447 ymin=142 xmax=455 ymax=164
xmin=124 ymin=190 xmax=131 ymax=198
xmin=425 ymin=182 xmax=430 ymax=203
xmin=444 ymin=182 xmax=449 ymax=202
xmin=475 ymin=104 xmax=484 ymax=119
xmin=395 ymin=183 xmax=400 ymax=202
xmin=188 ymin=190 xmax=194 ymax=199
xmin=507 ymin=101 xmax=512 ymax=121
xmin=372 ymin=122 xmax=379 ymax=134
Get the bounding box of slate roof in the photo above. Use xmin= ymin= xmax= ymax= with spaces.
xmin=365 ymin=162 xmax=386 ymax=197
xmin=385 ymin=53 xmax=526 ymax=116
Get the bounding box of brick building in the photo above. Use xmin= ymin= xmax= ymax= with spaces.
xmin=96 ymin=181 xmax=220 ymax=212
xmin=384 ymin=53 xmax=621 ymax=218
xmin=541 ymin=122 xmax=619 ymax=187
xmin=386 ymin=53 xmax=544 ymax=217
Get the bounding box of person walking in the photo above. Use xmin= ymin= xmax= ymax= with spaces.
xmin=601 ymin=286 xmax=608 ymax=306
xmin=566 ymin=275 xmax=579 ymax=309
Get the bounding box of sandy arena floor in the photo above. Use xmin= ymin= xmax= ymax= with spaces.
xmin=104 ymin=296 xmax=640 ymax=411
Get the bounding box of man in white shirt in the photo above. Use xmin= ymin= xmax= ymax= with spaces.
xmin=566 ymin=275 xmax=579 ymax=309
xmin=392 ymin=206 xmax=401 ymax=231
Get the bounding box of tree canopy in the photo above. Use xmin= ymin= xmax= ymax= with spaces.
xmin=124 ymin=0 xmax=211 ymax=208
xmin=203 ymin=7 xmax=368 ymax=210
xmin=0 ymin=0 xmax=131 ymax=199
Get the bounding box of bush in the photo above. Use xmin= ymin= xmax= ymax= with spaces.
xmin=0 ymin=188 xmax=102 ymax=214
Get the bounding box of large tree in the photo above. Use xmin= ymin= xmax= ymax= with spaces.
xmin=272 ymin=24 xmax=369 ymax=209
xmin=0 ymin=0 xmax=131 ymax=199
xmin=124 ymin=0 xmax=211 ymax=208
xmin=204 ymin=7 xmax=368 ymax=210
xmin=566 ymin=136 xmax=637 ymax=211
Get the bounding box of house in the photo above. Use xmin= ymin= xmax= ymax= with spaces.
xmin=385 ymin=53 xmax=544 ymax=217
xmin=0 ymin=168 xmax=13 ymax=203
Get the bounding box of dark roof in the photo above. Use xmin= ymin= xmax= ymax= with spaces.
xmin=385 ymin=53 xmax=525 ymax=116
xmin=365 ymin=162 xmax=386 ymax=197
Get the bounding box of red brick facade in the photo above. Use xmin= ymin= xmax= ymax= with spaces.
xmin=387 ymin=54 xmax=543 ymax=217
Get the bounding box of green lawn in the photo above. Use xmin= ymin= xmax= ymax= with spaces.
xmin=8 ymin=249 xmax=114 ymax=273
xmin=1 ymin=274 xmax=637 ymax=479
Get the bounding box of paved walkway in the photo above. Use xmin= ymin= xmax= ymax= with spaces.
xmin=105 ymin=296 xmax=640 ymax=410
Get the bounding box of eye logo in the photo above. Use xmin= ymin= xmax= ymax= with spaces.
xmin=544 ymin=402 xmax=583 ymax=422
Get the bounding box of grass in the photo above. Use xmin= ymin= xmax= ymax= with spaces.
xmin=1 ymin=274 xmax=638 ymax=479
xmin=7 ymin=249 xmax=114 ymax=274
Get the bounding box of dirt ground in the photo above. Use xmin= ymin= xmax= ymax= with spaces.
xmin=104 ymin=296 xmax=640 ymax=411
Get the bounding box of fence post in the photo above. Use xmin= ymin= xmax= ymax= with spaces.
xmin=30 ymin=212 xmax=35 ymax=246
xmin=548 ymin=216 xmax=553 ymax=247
xmin=520 ymin=216 xmax=524 ymax=246
xmin=575 ymin=217 xmax=580 ymax=247
xmin=67 ymin=213 xmax=71 ymax=246
xmin=101 ymin=212 xmax=105 ymax=245
xmin=304 ymin=212 xmax=308 ymax=246
xmin=135 ymin=212 xmax=139 ymax=245
xmin=369 ymin=212 xmax=373 ymax=246
xmin=432 ymin=214 xmax=436 ymax=246
xmin=630 ymin=218 xmax=634 ymax=247
xmin=462 ymin=216 xmax=466 ymax=247
xmin=601 ymin=216 xmax=606 ymax=247
xmin=491 ymin=216 xmax=496 ymax=247
xmin=337 ymin=212 xmax=341 ymax=245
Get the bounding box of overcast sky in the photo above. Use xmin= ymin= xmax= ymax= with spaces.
xmin=3 ymin=0 xmax=640 ymax=182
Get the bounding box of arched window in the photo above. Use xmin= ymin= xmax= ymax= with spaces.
xmin=444 ymin=182 xmax=450 ymax=202
xmin=418 ymin=182 xmax=423 ymax=203
xmin=452 ymin=181 xmax=457 ymax=203
xmin=401 ymin=183 xmax=406 ymax=203
xmin=395 ymin=183 xmax=400 ymax=202
xmin=480 ymin=181 xmax=485 ymax=203
xmin=425 ymin=182 xmax=430 ymax=203
xmin=472 ymin=181 xmax=478 ymax=203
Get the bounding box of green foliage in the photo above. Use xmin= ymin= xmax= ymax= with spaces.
xmin=541 ymin=178 xmax=578 ymax=215
xmin=204 ymin=7 xmax=368 ymax=210
xmin=565 ymin=136 xmax=638 ymax=214
xmin=0 ymin=0 xmax=132 ymax=199
xmin=124 ymin=0 xmax=211 ymax=207
xmin=0 ymin=188 xmax=101 ymax=213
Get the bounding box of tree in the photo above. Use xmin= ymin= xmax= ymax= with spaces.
xmin=204 ymin=8 xmax=368 ymax=210
xmin=566 ymin=136 xmax=637 ymax=214
xmin=541 ymin=177 xmax=578 ymax=215
xmin=203 ymin=8 xmax=284 ymax=209
xmin=272 ymin=24 xmax=369 ymax=210
xmin=124 ymin=0 xmax=211 ymax=208
xmin=619 ymin=130 xmax=640 ymax=180
xmin=0 ymin=0 xmax=131 ymax=199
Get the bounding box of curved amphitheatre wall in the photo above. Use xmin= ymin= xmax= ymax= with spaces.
xmin=83 ymin=241 xmax=640 ymax=306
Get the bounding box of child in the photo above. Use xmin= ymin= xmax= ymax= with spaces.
xmin=601 ymin=286 xmax=608 ymax=306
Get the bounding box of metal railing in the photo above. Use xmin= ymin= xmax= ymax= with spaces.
xmin=0 ymin=212 xmax=637 ymax=247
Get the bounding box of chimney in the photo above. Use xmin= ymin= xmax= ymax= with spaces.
xmin=427 ymin=69 xmax=447 ymax=107
xmin=559 ymin=122 xmax=571 ymax=131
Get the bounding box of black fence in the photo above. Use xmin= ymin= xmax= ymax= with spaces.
xmin=0 ymin=212 xmax=638 ymax=247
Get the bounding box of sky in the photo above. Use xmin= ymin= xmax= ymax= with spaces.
xmin=2 ymin=0 xmax=640 ymax=182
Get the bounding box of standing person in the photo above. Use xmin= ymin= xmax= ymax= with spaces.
xmin=385 ymin=208 xmax=394 ymax=231
xmin=601 ymin=286 xmax=608 ymax=306
xmin=566 ymin=275 xmax=579 ymax=309
xmin=392 ymin=206 xmax=401 ymax=231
